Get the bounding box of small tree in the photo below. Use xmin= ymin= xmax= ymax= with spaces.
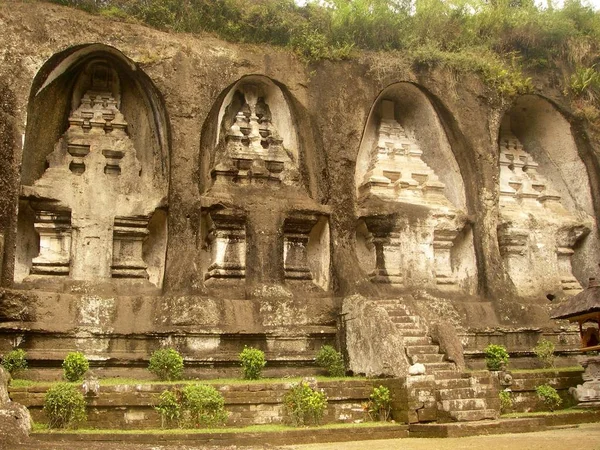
xmin=536 ymin=384 xmax=562 ymax=412
xmin=239 ymin=346 xmax=266 ymax=380
xmin=484 ymin=344 xmax=509 ymax=371
xmin=499 ymin=389 xmax=513 ymax=413
xmin=1 ymin=349 xmax=28 ymax=377
xmin=180 ymin=384 xmax=227 ymax=428
xmin=365 ymin=385 xmax=392 ymax=421
xmin=155 ymin=390 xmax=181 ymax=428
xmin=148 ymin=348 xmax=184 ymax=381
xmin=283 ymin=381 xmax=328 ymax=427
xmin=315 ymin=345 xmax=345 ymax=377
xmin=62 ymin=352 xmax=89 ymax=382
xmin=44 ymin=383 xmax=87 ymax=429
xmin=533 ymin=338 xmax=556 ymax=368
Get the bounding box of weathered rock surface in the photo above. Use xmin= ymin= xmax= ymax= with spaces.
xmin=342 ymin=294 xmax=410 ymax=377
xmin=429 ymin=322 xmax=466 ymax=372
xmin=0 ymin=367 xmax=31 ymax=446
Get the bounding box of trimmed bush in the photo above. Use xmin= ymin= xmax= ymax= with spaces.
xmin=315 ymin=345 xmax=345 ymax=377
xmin=239 ymin=346 xmax=266 ymax=380
xmin=62 ymin=352 xmax=89 ymax=382
xmin=533 ymin=338 xmax=556 ymax=368
xmin=484 ymin=344 xmax=509 ymax=371
xmin=43 ymin=383 xmax=87 ymax=429
xmin=536 ymin=384 xmax=562 ymax=411
xmin=180 ymin=384 xmax=227 ymax=428
xmin=1 ymin=349 xmax=27 ymax=377
xmin=283 ymin=381 xmax=328 ymax=427
xmin=148 ymin=348 xmax=184 ymax=381
xmin=365 ymin=385 xmax=392 ymax=421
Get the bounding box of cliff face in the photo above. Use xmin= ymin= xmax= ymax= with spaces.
xmin=0 ymin=0 xmax=599 ymax=330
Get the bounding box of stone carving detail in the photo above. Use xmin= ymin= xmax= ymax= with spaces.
xmin=30 ymin=209 xmax=72 ymax=276
xmin=358 ymin=100 xmax=466 ymax=289
xmin=283 ymin=214 xmax=319 ymax=281
xmin=204 ymin=210 xmax=246 ymax=281
xmin=22 ymin=60 xmax=163 ymax=283
xmin=498 ymin=130 xmax=591 ymax=295
xmin=212 ymin=86 xmax=296 ymax=186
xmin=359 ymin=100 xmax=445 ymax=203
xmin=570 ymin=356 xmax=600 ymax=408
xmin=112 ymin=216 xmax=149 ymax=279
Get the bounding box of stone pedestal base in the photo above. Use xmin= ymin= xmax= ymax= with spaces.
xmin=570 ymin=356 xmax=600 ymax=408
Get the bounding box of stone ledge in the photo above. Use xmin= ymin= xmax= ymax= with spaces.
xmin=33 ymin=424 xmax=409 ymax=446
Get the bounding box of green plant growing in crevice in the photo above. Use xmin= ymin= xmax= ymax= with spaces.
xmin=283 ymin=381 xmax=328 ymax=427
xmin=148 ymin=348 xmax=184 ymax=381
xmin=365 ymin=385 xmax=392 ymax=422
xmin=484 ymin=344 xmax=509 ymax=371
xmin=536 ymin=384 xmax=562 ymax=411
xmin=499 ymin=389 xmax=513 ymax=413
xmin=43 ymin=383 xmax=87 ymax=429
xmin=1 ymin=349 xmax=27 ymax=377
xmin=315 ymin=345 xmax=345 ymax=377
xmin=533 ymin=338 xmax=556 ymax=368
xmin=62 ymin=352 xmax=89 ymax=382
xmin=239 ymin=346 xmax=266 ymax=380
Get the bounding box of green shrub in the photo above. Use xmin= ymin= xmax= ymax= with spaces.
xmin=1 ymin=349 xmax=27 ymax=377
xmin=239 ymin=346 xmax=266 ymax=380
xmin=533 ymin=338 xmax=556 ymax=369
xmin=155 ymin=390 xmax=181 ymax=428
xmin=180 ymin=384 xmax=227 ymax=428
xmin=148 ymin=348 xmax=184 ymax=381
xmin=499 ymin=389 xmax=513 ymax=413
xmin=315 ymin=345 xmax=345 ymax=377
xmin=484 ymin=344 xmax=509 ymax=371
xmin=536 ymin=384 xmax=562 ymax=412
xmin=62 ymin=352 xmax=89 ymax=382
xmin=283 ymin=381 xmax=328 ymax=427
xmin=43 ymin=383 xmax=87 ymax=429
xmin=365 ymin=385 xmax=392 ymax=421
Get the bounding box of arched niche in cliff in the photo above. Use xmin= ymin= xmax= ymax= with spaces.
xmin=354 ymin=82 xmax=477 ymax=294
xmin=197 ymin=75 xmax=329 ymax=292
xmin=15 ymin=44 xmax=170 ymax=289
xmin=497 ymin=95 xmax=598 ymax=297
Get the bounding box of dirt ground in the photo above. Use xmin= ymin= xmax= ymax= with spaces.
xmin=7 ymin=423 xmax=600 ymax=450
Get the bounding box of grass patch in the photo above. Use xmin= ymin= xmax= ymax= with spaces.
xmin=10 ymin=376 xmax=365 ymax=389
xmin=32 ymin=421 xmax=399 ymax=434
xmin=501 ymin=407 xmax=589 ymax=418
xmin=511 ymin=366 xmax=583 ymax=374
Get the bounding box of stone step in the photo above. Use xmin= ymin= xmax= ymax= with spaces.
xmin=393 ymin=321 xmax=425 ymax=330
xmin=387 ymin=312 xmax=414 ymax=321
xmin=406 ymin=345 xmax=440 ymax=356
xmin=434 ymin=378 xmax=473 ymax=389
xmin=433 ymin=370 xmax=466 ymax=380
xmin=397 ymin=328 xmax=428 ymax=336
xmin=424 ymin=362 xmax=456 ymax=372
xmin=403 ymin=336 xmax=432 ymax=345
xmin=437 ymin=387 xmax=496 ymax=401
xmin=440 ymin=398 xmax=488 ymax=411
xmin=449 ymin=409 xmax=500 ymax=422
xmin=410 ymin=353 xmax=445 ymax=364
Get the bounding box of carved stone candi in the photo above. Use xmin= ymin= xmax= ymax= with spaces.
xmin=20 ymin=60 xmax=163 ymax=284
xmin=497 ymin=128 xmax=592 ymax=297
xmin=570 ymin=356 xmax=600 ymax=408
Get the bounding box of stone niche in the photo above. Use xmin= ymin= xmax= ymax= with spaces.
xmin=199 ymin=76 xmax=330 ymax=294
xmin=498 ymin=99 xmax=597 ymax=298
xmin=355 ymin=84 xmax=477 ymax=293
xmin=15 ymin=47 xmax=169 ymax=289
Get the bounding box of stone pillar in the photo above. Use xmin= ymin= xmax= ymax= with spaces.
xmin=245 ymin=210 xmax=283 ymax=285
xmin=30 ymin=210 xmax=72 ymax=276
xmin=0 ymin=233 xmax=4 ymax=280
xmin=283 ymin=214 xmax=319 ymax=280
xmin=497 ymin=225 xmax=528 ymax=290
xmin=433 ymin=229 xmax=458 ymax=287
xmin=111 ymin=216 xmax=149 ymax=279
xmin=364 ymin=217 xmax=403 ymax=285
xmin=556 ymin=226 xmax=588 ymax=294
xmin=204 ymin=210 xmax=246 ymax=281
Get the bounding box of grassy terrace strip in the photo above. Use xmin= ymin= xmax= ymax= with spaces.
xmin=510 ymin=366 xmax=584 ymax=374
xmin=32 ymin=421 xmax=399 ymax=434
xmin=42 ymin=0 xmax=600 ymax=102
xmin=9 ymin=376 xmax=365 ymax=389
xmin=501 ymin=407 xmax=596 ymax=418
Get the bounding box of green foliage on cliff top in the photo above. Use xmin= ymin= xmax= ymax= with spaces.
xmin=40 ymin=0 xmax=600 ymax=98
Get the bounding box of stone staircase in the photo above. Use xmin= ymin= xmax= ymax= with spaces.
xmin=377 ymin=298 xmax=500 ymax=422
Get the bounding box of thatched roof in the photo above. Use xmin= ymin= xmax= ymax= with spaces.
xmin=551 ymin=279 xmax=600 ymax=320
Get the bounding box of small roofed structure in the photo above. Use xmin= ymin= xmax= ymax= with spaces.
xmin=552 ymin=277 xmax=600 ymax=351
